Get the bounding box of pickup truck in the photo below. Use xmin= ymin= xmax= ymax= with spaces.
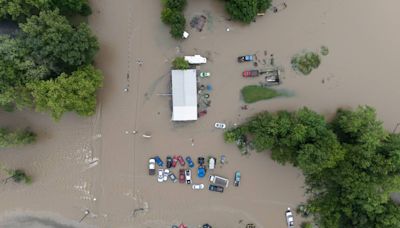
xmin=242 ymin=70 xmax=259 ymax=77
xmin=209 ymin=175 xmax=229 ymax=188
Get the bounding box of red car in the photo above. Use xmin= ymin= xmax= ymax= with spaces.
xmin=179 ymin=169 xmax=185 ymax=183
xmin=177 ymin=155 xmax=185 ymax=166
xmin=172 ymin=156 xmax=178 ymax=167
xmin=242 ymin=70 xmax=259 ymax=77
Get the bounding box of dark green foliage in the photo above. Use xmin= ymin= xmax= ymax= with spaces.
xmin=164 ymin=0 xmax=187 ymax=11
xmin=172 ymin=57 xmax=189 ymax=69
xmin=226 ymin=0 xmax=258 ymax=24
xmin=0 ymin=0 xmax=92 ymax=22
xmin=291 ymin=51 xmax=321 ymax=75
xmin=28 ymin=65 xmax=103 ymax=121
xmin=20 ymin=10 xmax=99 ymax=74
xmin=168 ymin=12 xmax=185 ymax=38
xmin=0 ymin=127 xmax=36 ymax=148
xmin=256 ymin=0 xmax=272 ymax=13
xmin=225 ymin=106 xmax=400 ymax=227
xmin=6 ymin=169 xmax=32 ymax=184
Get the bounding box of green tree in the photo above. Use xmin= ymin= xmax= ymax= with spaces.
xmin=164 ymin=0 xmax=187 ymax=11
xmin=0 ymin=0 xmax=91 ymax=21
xmin=20 ymin=10 xmax=99 ymax=74
xmin=0 ymin=127 xmax=36 ymax=148
xmin=291 ymin=52 xmax=321 ymax=75
xmin=27 ymin=65 xmax=103 ymax=121
xmin=0 ymin=35 xmax=48 ymax=108
xmin=5 ymin=169 xmax=32 ymax=184
xmin=172 ymin=57 xmax=189 ymax=69
xmin=226 ymin=0 xmax=258 ymax=24
xmin=257 ymin=0 xmax=272 ymax=13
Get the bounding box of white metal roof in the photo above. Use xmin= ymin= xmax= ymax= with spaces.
xmin=171 ymin=69 xmax=198 ymax=121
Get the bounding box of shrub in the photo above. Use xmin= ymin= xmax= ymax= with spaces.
xmin=291 ymin=51 xmax=321 ymax=75
xmin=226 ymin=0 xmax=258 ymax=24
xmin=241 ymin=85 xmax=284 ymax=103
xmin=0 ymin=128 xmax=36 ymax=148
xmin=257 ymin=0 xmax=273 ymax=12
xmin=165 ymin=0 xmax=187 ymax=11
xmin=172 ymin=57 xmax=189 ymax=69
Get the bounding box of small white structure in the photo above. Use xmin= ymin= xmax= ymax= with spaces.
xmin=182 ymin=31 xmax=189 ymax=39
xmin=171 ymin=69 xmax=198 ymax=121
xmin=184 ymin=55 xmax=207 ymax=64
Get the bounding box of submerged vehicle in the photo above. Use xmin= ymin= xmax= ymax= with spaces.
xmin=186 ymin=156 xmax=195 ymax=168
xmin=185 ymin=169 xmax=192 ymax=184
xmin=209 ymin=175 xmax=229 ymax=188
xmin=242 ymin=70 xmax=259 ymax=77
xmin=185 ymin=55 xmax=207 ymax=64
xmin=209 ymin=184 xmax=224 ymax=193
xmin=208 ymin=157 xmax=216 ymax=170
xmin=154 ymin=156 xmax=163 ymax=167
xmin=198 ymin=165 xmax=206 ymax=178
xmin=237 ymin=55 xmax=253 ymax=62
xmin=148 ymin=158 xmax=156 ymax=175
xmin=285 ymin=208 xmax=295 ymax=227
xmin=200 ymin=72 xmax=211 ymax=78
xmin=166 ymin=156 xmax=173 ymax=168
xmin=234 ymin=171 xmax=241 ymax=187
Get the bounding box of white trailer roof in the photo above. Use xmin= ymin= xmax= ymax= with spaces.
xmin=171 ymin=69 xmax=198 ymax=121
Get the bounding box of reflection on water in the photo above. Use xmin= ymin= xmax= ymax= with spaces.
xmin=0 ymin=213 xmax=96 ymax=228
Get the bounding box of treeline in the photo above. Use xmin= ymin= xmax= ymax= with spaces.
xmin=225 ymin=106 xmax=400 ymax=227
xmin=0 ymin=1 xmax=102 ymax=120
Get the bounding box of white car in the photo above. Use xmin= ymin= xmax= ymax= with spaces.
xmin=157 ymin=169 xmax=164 ymax=183
xmin=214 ymin=122 xmax=226 ymax=129
xmin=208 ymin=157 xmax=216 ymax=170
xmin=192 ymin=184 xmax=205 ymax=190
xmin=285 ymin=208 xmax=294 ymax=227
xmin=185 ymin=169 xmax=192 ymax=184
xmin=163 ymin=169 xmax=170 ymax=182
xmin=184 ymin=55 xmax=207 ymax=64
xmin=149 ymin=158 xmax=156 ymax=175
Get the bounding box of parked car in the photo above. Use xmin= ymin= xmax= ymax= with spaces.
xmin=198 ymin=165 xmax=206 ymax=178
xmin=172 ymin=155 xmax=178 ymax=168
xmin=148 ymin=158 xmax=156 ymax=175
xmin=192 ymin=183 xmax=205 ymax=190
xmin=179 ymin=169 xmax=185 ymax=183
xmin=214 ymin=122 xmax=226 ymax=129
xmin=186 ymin=156 xmax=194 ymax=168
xmin=208 ymin=157 xmax=216 ymax=170
xmin=234 ymin=171 xmax=241 ymax=187
xmin=208 ymin=184 xmax=224 ymax=193
xmin=202 ymin=224 xmax=212 ymax=228
xmin=163 ymin=169 xmax=170 ymax=181
xmin=166 ymin=156 xmax=173 ymax=168
xmin=154 ymin=156 xmax=163 ymax=167
xmin=242 ymin=70 xmax=259 ymax=77
xmin=169 ymin=172 xmax=177 ymax=183
xmin=198 ymin=157 xmax=205 ymax=166
xmin=185 ymin=169 xmax=192 ymax=184
xmin=184 ymin=55 xmax=207 ymax=64
xmin=200 ymin=72 xmax=210 ymax=78
xmin=285 ymin=208 xmax=295 ymax=228
xmin=237 ymin=55 xmax=253 ymax=62
xmin=157 ymin=169 xmax=164 ymax=183
xmin=177 ymin=155 xmax=186 ymax=166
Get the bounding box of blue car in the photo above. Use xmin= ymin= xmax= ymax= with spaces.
xmin=154 ymin=156 xmax=163 ymax=167
xmin=197 ymin=165 xmax=206 ymax=178
xmin=237 ymin=55 xmax=253 ymax=62
xmin=185 ymin=156 xmax=194 ymax=168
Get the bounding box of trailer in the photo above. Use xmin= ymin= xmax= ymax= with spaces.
xmin=209 ymin=175 xmax=229 ymax=188
xmin=184 ymin=55 xmax=207 ymax=64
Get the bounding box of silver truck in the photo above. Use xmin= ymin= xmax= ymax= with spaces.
xmin=209 ymin=175 xmax=229 ymax=188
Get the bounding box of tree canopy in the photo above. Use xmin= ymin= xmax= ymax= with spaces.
xmin=225 ymin=0 xmax=272 ymax=23
xmin=225 ymin=106 xmax=400 ymax=227
xmin=0 ymin=127 xmax=36 ymax=148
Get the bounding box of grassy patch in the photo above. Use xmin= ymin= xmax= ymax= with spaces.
xmin=241 ymin=85 xmax=284 ymax=103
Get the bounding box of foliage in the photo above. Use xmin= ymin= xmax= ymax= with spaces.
xmin=300 ymin=222 xmax=313 ymax=228
xmin=169 ymin=12 xmax=186 ymax=38
xmin=320 ymin=46 xmax=329 ymax=56
xmin=225 ymin=106 xmax=400 ymax=227
xmin=164 ymin=0 xmax=187 ymax=11
xmin=27 ymin=65 xmax=103 ymax=121
xmin=291 ymin=51 xmax=321 ymax=75
xmin=172 ymin=57 xmax=189 ymax=69
xmin=256 ymin=0 xmax=272 ymax=13
xmin=0 ymin=35 xmax=48 ymax=108
xmin=0 ymin=127 xmax=36 ymax=148
xmin=20 ymin=10 xmax=99 ymax=74
xmin=6 ymin=169 xmax=32 ymax=184
xmin=0 ymin=0 xmax=91 ymax=21
xmin=225 ymin=0 xmax=258 ymax=24
xmin=241 ymin=85 xmax=284 ymax=103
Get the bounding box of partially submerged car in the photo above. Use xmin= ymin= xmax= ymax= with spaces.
xmin=148 ymin=158 xmax=155 ymax=175
xmin=177 ymin=155 xmax=186 ymax=166
xmin=198 ymin=157 xmax=205 ymax=166
xmin=214 ymin=122 xmax=226 ymax=129
xmin=185 ymin=169 xmax=192 ymax=184
xmin=185 ymin=156 xmax=194 ymax=168
xmin=237 ymin=55 xmax=253 ymax=62
xmin=169 ymin=172 xmax=177 ymax=183
xmin=154 ymin=156 xmax=163 ymax=167
xmin=198 ymin=165 xmax=206 ymax=178
xmin=285 ymin=208 xmax=295 ymax=228
xmin=200 ymin=72 xmax=210 ymax=78
xmin=209 ymin=184 xmax=224 ymax=193
xmin=234 ymin=171 xmax=241 ymax=187
xmin=157 ymin=169 xmax=164 ymax=183
xmin=208 ymin=157 xmax=216 ymax=170
xmin=163 ymin=169 xmax=170 ymax=182
xmin=184 ymin=55 xmax=207 ymax=64
xmin=192 ymin=183 xmax=205 ymax=190
xmin=242 ymin=70 xmax=259 ymax=77
xmin=166 ymin=156 xmax=173 ymax=168
xmin=179 ymin=169 xmax=185 ymax=183
xmin=172 ymin=155 xmax=178 ymax=168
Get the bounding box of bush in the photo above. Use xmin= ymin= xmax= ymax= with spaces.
xmin=257 ymin=0 xmax=273 ymax=12
xmin=291 ymin=51 xmax=321 ymax=75
xmin=172 ymin=57 xmax=189 ymax=69
xmin=226 ymin=0 xmax=258 ymax=24
xmin=300 ymin=222 xmax=313 ymax=228
xmin=165 ymin=0 xmax=187 ymax=11
xmin=320 ymin=46 xmax=329 ymax=56
xmin=241 ymin=85 xmax=283 ymax=103
xmin=0 ymin=128 xmax=36 ymax=148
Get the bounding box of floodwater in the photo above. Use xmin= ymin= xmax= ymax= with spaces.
xmin=1 ymin=0 xmax=400 ymax=227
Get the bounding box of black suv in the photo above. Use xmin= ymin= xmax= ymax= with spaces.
xmin=208 ymin=184 xmax=224 ymax=193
